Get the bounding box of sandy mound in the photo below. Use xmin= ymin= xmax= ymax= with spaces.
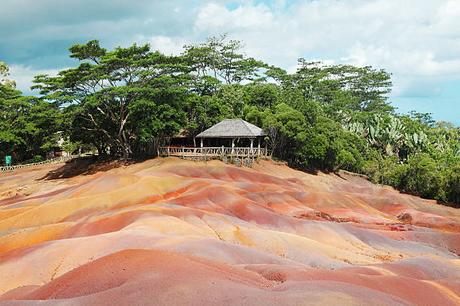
xmin=0 ymin=157 xmax=459 ymax=305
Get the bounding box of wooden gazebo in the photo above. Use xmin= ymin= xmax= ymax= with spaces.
xmin=159 ymin=119 xmax=268 ymax=163
xmin=196 ymin=119 xmax=266 ymax=150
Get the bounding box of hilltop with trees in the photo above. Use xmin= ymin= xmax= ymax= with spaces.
xmin=1 ymin=36 xmax=459 ymax=206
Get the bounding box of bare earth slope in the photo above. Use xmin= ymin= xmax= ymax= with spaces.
xmin=0 ymin=158 xmax=459 ymax=305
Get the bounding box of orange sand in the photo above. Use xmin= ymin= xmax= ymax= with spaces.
xmin=0 ymin=158 xmax=459 ymax=305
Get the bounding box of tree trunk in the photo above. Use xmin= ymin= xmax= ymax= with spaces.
xmin=118 ymin=121 xmax=132 ymax=161
xmin=120 ymin=141 xmax=132 ymax=161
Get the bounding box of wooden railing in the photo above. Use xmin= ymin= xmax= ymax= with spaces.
xmin=0 ymin=155 xmax=76 ymax=173
xmin=159 ymin=146 xmax=269 ymax=159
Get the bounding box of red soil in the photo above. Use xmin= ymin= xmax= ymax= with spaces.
xmin=0 ymin=157 xmax=459 ymax=305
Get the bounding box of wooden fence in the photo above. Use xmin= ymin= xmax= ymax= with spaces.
xmin=0 ymin=155 xmax=76 ymax=173
xmin=158 ymin=146 xmax=269 ymax=166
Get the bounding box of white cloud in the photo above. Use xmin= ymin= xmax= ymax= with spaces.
xmin=195 ymin=3 xmax=273 ymax=31
xmin=9 ymin=65 xmax=60 ymax=95
xmin=434 ymin=0 xmax=460 ymax=36
xmin=190 ymin=0 xmax=460 ymax=101
xmin=147 ymin=36 xmax=187 ymax=55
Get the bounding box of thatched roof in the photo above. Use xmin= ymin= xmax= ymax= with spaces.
xmin=196 ymin=119 xmax=266 ymax=138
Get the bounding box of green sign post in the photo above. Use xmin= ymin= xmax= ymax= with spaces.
xmin=5 ymin=155 xmax=12 ymax=166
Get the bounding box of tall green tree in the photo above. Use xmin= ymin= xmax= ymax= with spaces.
xmin=33 ymin=40 xmax=191 ymax=159
xmin=183 ymin=35 xmax=267 ymax=87
xmin=287 ymin=60 xmax=393 ymax=114
xmin=1 ymin=61 xmax=60 ymax=162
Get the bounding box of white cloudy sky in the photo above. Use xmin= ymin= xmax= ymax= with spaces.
xmin=1 ymin=0 xmax=459 ymax=123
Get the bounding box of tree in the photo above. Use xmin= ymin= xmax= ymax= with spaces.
xmin=33 ymin=40 xmax=190 ymax=159
xmin=289 ymin=60 xmax=394 ymax=113
xmin=403 ymin=153 xmax=444 ymax=200
xmin=245 ymin=102 xmax=306 ymax=161
xmin=243 ymin=83 xmax=279 ymax=108
xmin=445 ymin=162 xmax=460 ymax=206
xmin=183 ymin=35 xmax=267 ymax=89
xmin=0 ymin=61 xmax=16 ymax=88
xmin=1 ymin=62 xmax=60 ymax=162
xmin=184 ymin=94 xmax=228 ymax=140
xmin=300 ymin=116 xmax=366 ymax=171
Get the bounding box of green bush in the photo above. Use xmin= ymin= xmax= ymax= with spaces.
xmin=298 ymin=116 xmax=365 ymax=172
xmin=403 ymin=153 xmax=444 ymax=201
xmin=32 ymin=155 xmax=44 ymax=163
xmin=336 ymin=150 xmax=357 ymax=171
xmin=363 ymin=157 xmax=408 ymax=189
xmin=445 ymin=162 xmax=460 ymax=206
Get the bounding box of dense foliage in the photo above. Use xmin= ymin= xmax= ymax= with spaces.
xmin=0 ymin=61 xmax=61 ymax=162
xmin=1 ymin=37 xmax=459 ymax=206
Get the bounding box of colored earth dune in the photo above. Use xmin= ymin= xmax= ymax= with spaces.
xmin=0 ymin=158 xmax=459 ymax=305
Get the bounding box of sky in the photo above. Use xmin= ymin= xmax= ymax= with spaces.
xmin=1 ymin=0 xmax=459 ymax=124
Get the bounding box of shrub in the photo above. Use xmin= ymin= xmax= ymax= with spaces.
xmin=32 ymin=155 xmax=44 ymax=163
xmin=363 ymin=157 xmax=408 ymax=189
xmin=403 ymin=153 xmax=444 ymax=200
xmin=445 ymin=162 xmax=460 ymax=206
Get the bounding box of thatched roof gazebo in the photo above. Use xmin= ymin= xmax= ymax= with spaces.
xmin=196 ymin=118 xmax=266 ymax=149
xmin=159 ymin=118 xmax=268 ymax=163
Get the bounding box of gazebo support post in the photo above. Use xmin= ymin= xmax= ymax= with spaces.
xmin=250 ymin=138 xmax=254 ymax=163
xmin=231 ymin=138 xmax=235 ymax=154
xmin=200 ymin=138 xmax=203 ymax=148
xmin=257 ymin=138 xmax=261 ymax=156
